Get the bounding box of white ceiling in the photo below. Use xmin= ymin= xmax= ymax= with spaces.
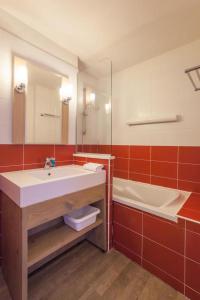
xmin=1 ymin=0 xmax=200 ymax=72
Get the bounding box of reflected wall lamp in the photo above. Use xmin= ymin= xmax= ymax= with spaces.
xmin=60 ymin=82 xmax=73 ymax=104
xmin=14 ymin=65 xmax=28 ymax=93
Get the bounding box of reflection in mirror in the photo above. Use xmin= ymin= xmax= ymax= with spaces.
xmin=77 ymin=59 xmax=112 ymax=154
xmin=12 ymin=56 xmax=72 ymax=144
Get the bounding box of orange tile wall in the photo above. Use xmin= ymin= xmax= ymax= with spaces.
xmin=1 ymin=143 xmax=200 ymax=300
xmin=78 ymin=144 xmax=200 ymax=299
xmin=109 ymin=145 xmax=200 ymax=300
xmin=113 ymin=202 xmax=200 ymax=300
xmin=112 ymin=145 xmax=200 ymax=194
xmin=78 ymin=144 xmax=200 ymax=193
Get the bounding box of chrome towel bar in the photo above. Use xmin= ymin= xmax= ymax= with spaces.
xmin=40 ymin=113 xmax=60 ymax=118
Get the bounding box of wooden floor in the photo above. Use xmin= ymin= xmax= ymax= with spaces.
xmin=0 ymin=241 xmax=188 ymax=300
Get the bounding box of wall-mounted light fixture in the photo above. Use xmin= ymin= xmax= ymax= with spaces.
xmin=60 ymin=77 xmax=73 ymax=103
xmin=105 ymin=102 xmax=111 ymax=114
xmin=89 ymin=92 xmax=96 ymax=105
xmin=85 ymin=88 xmax=96 ymax=109
xmin=14 ymin=63 xmax=28 ymax=93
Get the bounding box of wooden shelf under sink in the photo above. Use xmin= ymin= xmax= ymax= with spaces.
xmin=28 ymin=218 xmax=103 ymax=268
xmin=2 ymin=184 xmax=106 ymax=300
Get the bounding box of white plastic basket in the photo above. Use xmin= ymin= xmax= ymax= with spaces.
xmin=63 ymin=205 xmax=100 ymax=231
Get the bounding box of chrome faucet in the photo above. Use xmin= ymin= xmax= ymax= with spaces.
xmin=44 ymin=157 xmax=55 ymax=169
xmin=44 ymin=158 xmax=51 ymax=169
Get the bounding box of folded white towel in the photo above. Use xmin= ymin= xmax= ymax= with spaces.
xmin=83 ymin=162 xmax=104 ymax=172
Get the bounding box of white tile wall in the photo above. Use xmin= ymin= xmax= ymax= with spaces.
xmin=112 ymin=38 xmax=200 ymax=146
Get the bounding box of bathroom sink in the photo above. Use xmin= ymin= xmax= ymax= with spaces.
xmin=0 ymin=165 xmax=106 ymax=208
xmin=28 ymin=166 xmax=91 ymax=181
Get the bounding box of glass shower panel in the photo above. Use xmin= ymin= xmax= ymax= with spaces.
xmin=76 ymin=59 xmax=112 ymax=154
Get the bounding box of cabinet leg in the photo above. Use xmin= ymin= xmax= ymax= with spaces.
xmin=2 ymin=194 xmax=28 ymax=300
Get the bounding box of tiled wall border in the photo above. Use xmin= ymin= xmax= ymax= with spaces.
xmin=0 ymin=144 xmax=75 ymax=172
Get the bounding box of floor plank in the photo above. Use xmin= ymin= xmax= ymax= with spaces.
xmin=0 ymin=241 xmax=188 ymax=300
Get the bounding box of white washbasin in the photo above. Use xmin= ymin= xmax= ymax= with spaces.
xmin=29 ymin=166 xmax=91 ymax=181
xmin=0 ymin=165 xmax=106 ymax=207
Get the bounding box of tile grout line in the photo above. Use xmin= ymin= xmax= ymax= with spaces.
xmin=185 ymin=255 xmax=200 ymax=266
xmin=150 ymin=146 xmax=152 ymax=184
xmin=114 ymin=240 xmax=184 ymax=287
xmin=114 ymin=163 xmax=200 ymax=182
xmin=140 ymin=210 xmax=183 ymax=226
xmin=0 ymin=164 xmax=24 ymax=168
xmin=178 ymin=215 xmax=200 ymax=226
xmin=141 ymin=212 xmax=144 ymax=266
xmin=143 ymin=234 xmax=185 ymax=258
xmin=22 ymin=144 xmax=25 ymax=170
xmin=183 ymin=219 xmax=186 ymax=295
xmin=113 ymin=170 xmax=200 ymax=192
xmin=114 ymin=240 xmax=141 ymax=260
xmin=113 ymin=221 xmax=142 ymax=237
xmin=114 ymin=220 xmax=187 ymax=258
xmin=128 ymin=145 xmax=130 ymax=180
xmin=116 ymin=157 xmax=182 ymax=163
xmin=114 ymin=202 xmax=143 ymax=215
xmin=142 ymin=257 xmax=184 ymax=286
xmin=54 ymin=144 xmax=56 ymax=159
xmin=108 ymin=159 xmax=111 ymax=251
xmin=185 ymin=284 xmax=200 ymax=296
xmin=186 ymin=228 xmax=200 ymax=237
xmin=114 ymin=170 xmax=178 ymax=181
xmin=177 ymin=146 xmax=179 ymax=189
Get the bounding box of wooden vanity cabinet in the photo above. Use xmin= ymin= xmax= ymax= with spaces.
xmin=1 ymin=184 xmax=106 ymax=300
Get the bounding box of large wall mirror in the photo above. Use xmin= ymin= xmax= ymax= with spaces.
xmin=12 ymin=55 xmax=73 ymax=144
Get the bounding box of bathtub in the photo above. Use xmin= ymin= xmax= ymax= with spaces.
xmin=113 ymin=177 xmax=191 ymax=222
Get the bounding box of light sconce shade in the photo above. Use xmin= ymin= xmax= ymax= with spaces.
xmin=86 ymin=89 xmax=96 ymax=107
xmin=89 ymin=92 xmax=96 ymax=104
xmin=60 ymin=83 xmax=73 ymax=103
xmin=105 ymin=102 xmax=111 ymax=114
xmin=14 ymin=64 xmax=28 ymax=93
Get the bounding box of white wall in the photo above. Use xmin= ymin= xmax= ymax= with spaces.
xmin=112 ymin=38 xmax=200 ymax=146
xmin=0 ymin=8 xmax=77 ymax=68
xmin=0 ymin=28 xmax=78 ymax=144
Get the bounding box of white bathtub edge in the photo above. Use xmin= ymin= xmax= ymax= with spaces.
xmin=113 ymin=179 xmax=191 ymax=223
